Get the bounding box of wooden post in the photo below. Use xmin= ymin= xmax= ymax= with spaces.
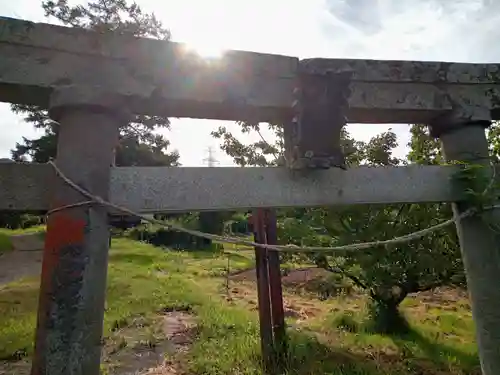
xmin=31 ymin=87 xmax=127 ymax=375
xmin=264 ymin=209 xmax=287 ymax=371
xmin=253 ymin=209 xmax=274 ymax=373
xmin=431 ymin=119 xmax=500 ymax=375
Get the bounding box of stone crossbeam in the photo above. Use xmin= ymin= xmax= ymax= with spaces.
xmin=0 ymin=163 xmax=463 ymax=212
xmin=0 ymin=17 xmax=499 ymax=123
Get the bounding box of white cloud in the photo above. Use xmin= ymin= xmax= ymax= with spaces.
xmin=0 ymin=0 xmax=499 ymax=164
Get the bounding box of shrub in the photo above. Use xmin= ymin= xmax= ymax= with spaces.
xmin=128 ymin=226 xmax=217 ymax=250
xmin=0 ymin=213 xmax=43 ymax=230
xmin=228 ymin=219 xmax=250 ymax=234
xmin=304 ymin=273 xmax=354 ymax=300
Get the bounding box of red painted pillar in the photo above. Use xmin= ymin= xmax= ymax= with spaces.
xmin=31 ymin=87 xmax=127 ymax=375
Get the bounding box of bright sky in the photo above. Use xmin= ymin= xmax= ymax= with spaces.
xmin=1 ymin=0 xmax=499 ymax=166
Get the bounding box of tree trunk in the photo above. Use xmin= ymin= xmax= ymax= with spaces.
xmin=368 ymin=293 xmax=410 ymax=335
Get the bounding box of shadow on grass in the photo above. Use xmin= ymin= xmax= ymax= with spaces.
xmin=257 ymin=329 xmax=477 ymax=375
xmin=391 ymin=327 xmax=480 ymax=373
xmin=284 ymin=331 xmax=388 ymax=375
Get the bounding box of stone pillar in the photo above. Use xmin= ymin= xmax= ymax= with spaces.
xmin=31 ymin=87 xmax=129 ymax=375
xmin=430 ymin=118 xmax=500 ymax=375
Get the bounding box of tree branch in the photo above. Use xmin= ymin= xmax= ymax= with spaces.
xmin=392 ymin=204 xmax=410 ymax=229
xmin=256 ymin=129 xmax=280 ymax=161
xmin=338 ymin=215 xmax=356 ymax=234
xmin=322 ymin=259 xmax=369 ymax=291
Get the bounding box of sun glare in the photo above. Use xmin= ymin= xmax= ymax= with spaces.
xmin=185 ymin=41 xmax=226 ymax=59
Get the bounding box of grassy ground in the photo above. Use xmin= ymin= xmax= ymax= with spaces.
xmin=0 ymin=237 xmax=480 ymax=375
xmin=0 ymin=225 xmax=46 ymax=236
xmin=0 ymin=226 xmax=46 ymax=254
xmin=0 ymin=233 xmax=12 ymax=253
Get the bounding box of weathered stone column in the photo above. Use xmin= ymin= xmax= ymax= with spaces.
xmin=31 ymin=87 xmax=128 ymax=375
xmin=430 ymin=117 xmax=500 ymax=375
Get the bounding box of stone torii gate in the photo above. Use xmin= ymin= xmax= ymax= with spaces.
xmin=1 ymin=16 xmax=500 ymax=375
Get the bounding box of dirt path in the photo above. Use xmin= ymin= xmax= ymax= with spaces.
xmin=0 ymin=233 xmax=44 ymax=286
xmin=0 ymin=310 xmax=195 ymax=375
xmin=9 ymin=233 xmax=44 ymax=252
xmin=0 ymin=251 xmax=43 ymax=286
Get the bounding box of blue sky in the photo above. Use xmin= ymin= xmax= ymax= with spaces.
xmin=1 ymin=0 xmax=499 ymax=165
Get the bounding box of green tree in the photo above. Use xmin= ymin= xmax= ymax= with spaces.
xmin=212 ymin=122 xmax=283 ymax=166
xmin=114 ymin=135 xmax=179 ymax=167
xmin=10 ymin=0 xmax=178 ymax=165
xmin=214 ymin=122 xmax=464 ymax=334
xmin=209 ymin=122 xmax=285 ymax=237
xmin=486 ymin=121 xmax=500 ymax=161
xmin=407 ymin=124 xmax=444 ymax=165
xmin=310 ymin=126 xmax=462 ymax=333
xmin=1 ymin=0 xmax=180 ymax=229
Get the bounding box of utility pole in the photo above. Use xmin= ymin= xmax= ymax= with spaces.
xmin=203 ymin=146 xmax=219 ymax=167
xmin=200 ymin=146 xmax=220 ymax=246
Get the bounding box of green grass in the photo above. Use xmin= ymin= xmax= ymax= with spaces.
xmin=0 ymin=238 xmax=480 ymax=375
xmin=0 ymin=225 xmax=46 ymax=236
xmin=0 ymin=233 xmax=12 ymax=253
xmin=0 ymin=239 xmax=255 ymax=362
xmin=312 ymin=299 xmax=478 ymax=374
xmin=0 ymin=226 xmax=46 ymax=254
